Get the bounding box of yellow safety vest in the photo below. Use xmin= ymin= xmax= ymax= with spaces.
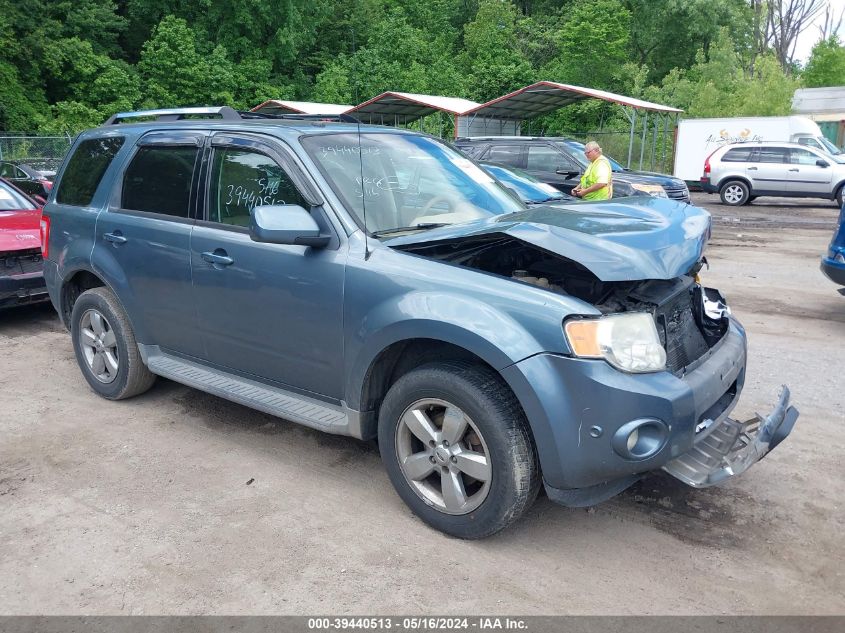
xmin=580 ymin=155 xmax=613 ymax=201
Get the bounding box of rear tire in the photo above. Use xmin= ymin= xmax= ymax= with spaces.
xmin=70 ymin=287 xmax=156 ymax=400
xmin=836 ymin=185 xmax=844 ymax=209
xmin=719 ymin=180 xmax=750 ymax=206
xmin=378 ymin=361 xmax=540 ymax=539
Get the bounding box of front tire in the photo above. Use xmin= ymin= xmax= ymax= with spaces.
xmin=378 ymin=362 xmax=540 ymax=539
xmin=720 ymin=180 xmax=750 ymax=206
xmin=836 ymin=185 xmax=844 ymax=208
xmin=70 ymin=287 xmax=156 ymax=400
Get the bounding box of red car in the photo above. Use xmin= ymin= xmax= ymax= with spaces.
xmin=0 ymin=177 xmax=48 ymax=309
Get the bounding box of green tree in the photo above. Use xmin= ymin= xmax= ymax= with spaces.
xmin=647 ymin=29 xmax=798 ymax=117
xmin=803 ymin=36 xmax=845 ymax=88
xmin=138 ymin=16 xmax=237 ymax=107
xmin=623 ymin=0 xmax=753 ymax=83
xmin=460 ymin=0 xmax=533 ymax=101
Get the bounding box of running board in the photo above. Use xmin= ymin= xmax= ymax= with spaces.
xmin=139 ymin=345 xmax=362 ymax=438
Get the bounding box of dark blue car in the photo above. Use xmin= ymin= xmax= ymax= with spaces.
xmin=821 ymin=202 xmax=845 ymax=288
xmin=41 ymin=107 xmax=798 ymax=538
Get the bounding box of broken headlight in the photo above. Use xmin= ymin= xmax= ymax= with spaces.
xmin=564 ymin=313 xmax=667 ymax=373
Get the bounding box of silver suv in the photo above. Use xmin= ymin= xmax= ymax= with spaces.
xmin=701 ymin=142 xmax=845 ymax=207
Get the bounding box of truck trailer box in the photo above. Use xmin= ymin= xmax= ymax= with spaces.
xmin=673 ymin=115 xmax=843 ymax=184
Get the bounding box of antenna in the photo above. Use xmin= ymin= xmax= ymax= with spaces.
xmin=351 ymin=27 xmax=370 ymax=259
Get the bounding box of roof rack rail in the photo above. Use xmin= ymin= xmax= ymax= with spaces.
xmin=104 ymin=106 xmax=242 ymax=125
xmin=239 ymin=111 xmax=361 ymax=124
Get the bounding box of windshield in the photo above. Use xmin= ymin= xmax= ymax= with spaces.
xmin=302 ymin=133 xmax=524 ymax=235
xmin=819 ymin=136 xmax=843 ymax=156
xmin=481 ymin=163 xmax=568 ymax=203
xmin=560 ymin=140 xmax=625 ymax=171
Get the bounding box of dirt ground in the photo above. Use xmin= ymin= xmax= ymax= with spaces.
xmin=1 ymin=192 xmax=843 ymax=615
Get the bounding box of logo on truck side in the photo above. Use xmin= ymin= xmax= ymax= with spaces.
xmin=706 ymin=129 xmax=763 ymax=146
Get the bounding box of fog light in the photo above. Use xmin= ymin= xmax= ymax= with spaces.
xmin=612 ymin=419 xmax=669 ymax=460
xmin=835 ymin=253 xmax=845 ymax=264
xmin=626 ymin=428 xmax=639 ymax=452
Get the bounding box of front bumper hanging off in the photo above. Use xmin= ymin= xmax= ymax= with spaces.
xmin=663 ymin=386 xmax=799 ymax=487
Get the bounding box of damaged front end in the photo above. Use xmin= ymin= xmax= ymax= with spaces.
xmin=663 ymin=386 xmax=799 ymax=487
xmin=393 ymin=231 xmax=729 ymax=376
xmin=386 ymin=209 xmax=798 ymax=496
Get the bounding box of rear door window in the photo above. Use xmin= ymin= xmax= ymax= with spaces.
xmin=56 ymin=137 xmax=125 ymax=206
xmin=207 ymin=148 xmax=308 ymax=227
xmin=754 ymin=147 xmax=789 ymax=163
xmin=485 ymin=145 xmax=522 ymax=167
xmin=457 ymin=145 xmax=484 ymax=159
xmin=527 ymin=144 xmax=577 ymax=172
xmin=121 ymin=146 xmax=199 ymax=218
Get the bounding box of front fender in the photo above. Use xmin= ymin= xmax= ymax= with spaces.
xmin=344 ymin=291 xmax=549 ymax=411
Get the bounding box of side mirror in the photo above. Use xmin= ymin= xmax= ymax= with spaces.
xmin=556 ymin=167 xmax=579 ymax=176
xmin=816 ymin=159 xmax=830 ymax=168
xmin=249 ymin=204 xmax=330 ymax=248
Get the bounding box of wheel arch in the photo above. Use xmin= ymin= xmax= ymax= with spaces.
xmin=716 ymin=175 xmax=753 ymax=192
xmin=353 ymin=335 xmax=532 ymax=441
xmin=58 ymin=267 xmax=136 ymax=337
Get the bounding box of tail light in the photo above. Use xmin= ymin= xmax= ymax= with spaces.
xmin=703 ymin=150 xmax=717 ymax=178
xmin=40 ymin=214 xmax=50 ymax=259
xmin=40 ymin=179 xmax=53 ymax=191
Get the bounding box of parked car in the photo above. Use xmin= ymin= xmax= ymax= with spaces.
xmin=480 ymin=162 xmax=575 ymax=204
xmin=0 ymin=178 xmax=48 ymax=309
xmin=674 ymin=115 xmax=844 ymax=184
xmin=482 ymin=162 xmax=712 ymax=249
xmin=455 ymin=136 xmax=690 ymax=203
xmin=41 ymin=107 xmax=797 ymax=538
xmin=821 ymin=201 xmax=845 ymax=289
xmin=701 ymin=142 xmax=845 ymax=207
xmin=0 ymin=161 xmax=53 ymax=202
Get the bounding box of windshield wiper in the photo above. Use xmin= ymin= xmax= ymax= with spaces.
xmin=372 ymin=223 xmax=450 ymax=237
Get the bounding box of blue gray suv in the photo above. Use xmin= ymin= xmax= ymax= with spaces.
xmin=41 ymin=107 xmax=798 ymax=538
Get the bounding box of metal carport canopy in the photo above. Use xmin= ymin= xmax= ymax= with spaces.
xmin=250 ymin=100 xmax=352 ymax=115
xmin=463 ymin=81 xmax=682 ymax=119
xmin=347 ymin=91 xmax=481 ymax=123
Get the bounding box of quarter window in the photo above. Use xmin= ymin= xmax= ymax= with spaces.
xmin=121 ymin=146 xmax=198 ymax=217
xmin=722 ymin=147 xmax=753 ymax=162
xmin=56 ymin=137 xmax=125 ymax=206
xmin=208 ymin=148 xmax=307 ymax=227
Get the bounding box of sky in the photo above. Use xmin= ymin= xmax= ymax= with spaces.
xmin=793 ymin=0 xmax=845 ymax=62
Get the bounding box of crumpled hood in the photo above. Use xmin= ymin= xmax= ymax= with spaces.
xmin=385 ymin=198 xmax=711 ymax=282
xmin=0 ymin=209 xmax=42 ymax=252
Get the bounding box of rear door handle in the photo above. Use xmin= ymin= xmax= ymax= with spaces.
xmin=103 ymin=231 xmax=127 ymax=245
xmin=788 ymin=168 xmax=799 ymax=172
xmin=747 ymin=167 xmax=758 ymax=171
xmin=201 ymin=250 xmax=234 ymax=267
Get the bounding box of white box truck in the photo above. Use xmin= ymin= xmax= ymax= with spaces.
xmin=673 ymin=115 xmax=844 ymax=183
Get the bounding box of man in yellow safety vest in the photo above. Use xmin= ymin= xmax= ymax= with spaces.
xmin=572 ymin=141 xmax=613 ymax=201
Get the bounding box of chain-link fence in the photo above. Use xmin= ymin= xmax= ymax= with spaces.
xmin=0 ymin=133 xmax=74 ymax=172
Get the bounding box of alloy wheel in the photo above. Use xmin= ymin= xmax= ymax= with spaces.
xmin=723 ymin=184 xmax=745 ymax=204
xmin=79 ymin=309 xmax=119 ymax=384
xmin=395 ymin=398 xmax=492 ymax=515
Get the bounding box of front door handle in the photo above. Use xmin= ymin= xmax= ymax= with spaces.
xmin=201 ymin=250 xmax=234 ymax=267
xmin=103 ymin=231 xmax=127 ymax=245
xmin=788 ymin=168 xmax=799 ymax=172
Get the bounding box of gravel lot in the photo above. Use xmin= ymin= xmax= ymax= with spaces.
xmin=1 ymin=192 xmax=843 ymax=615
